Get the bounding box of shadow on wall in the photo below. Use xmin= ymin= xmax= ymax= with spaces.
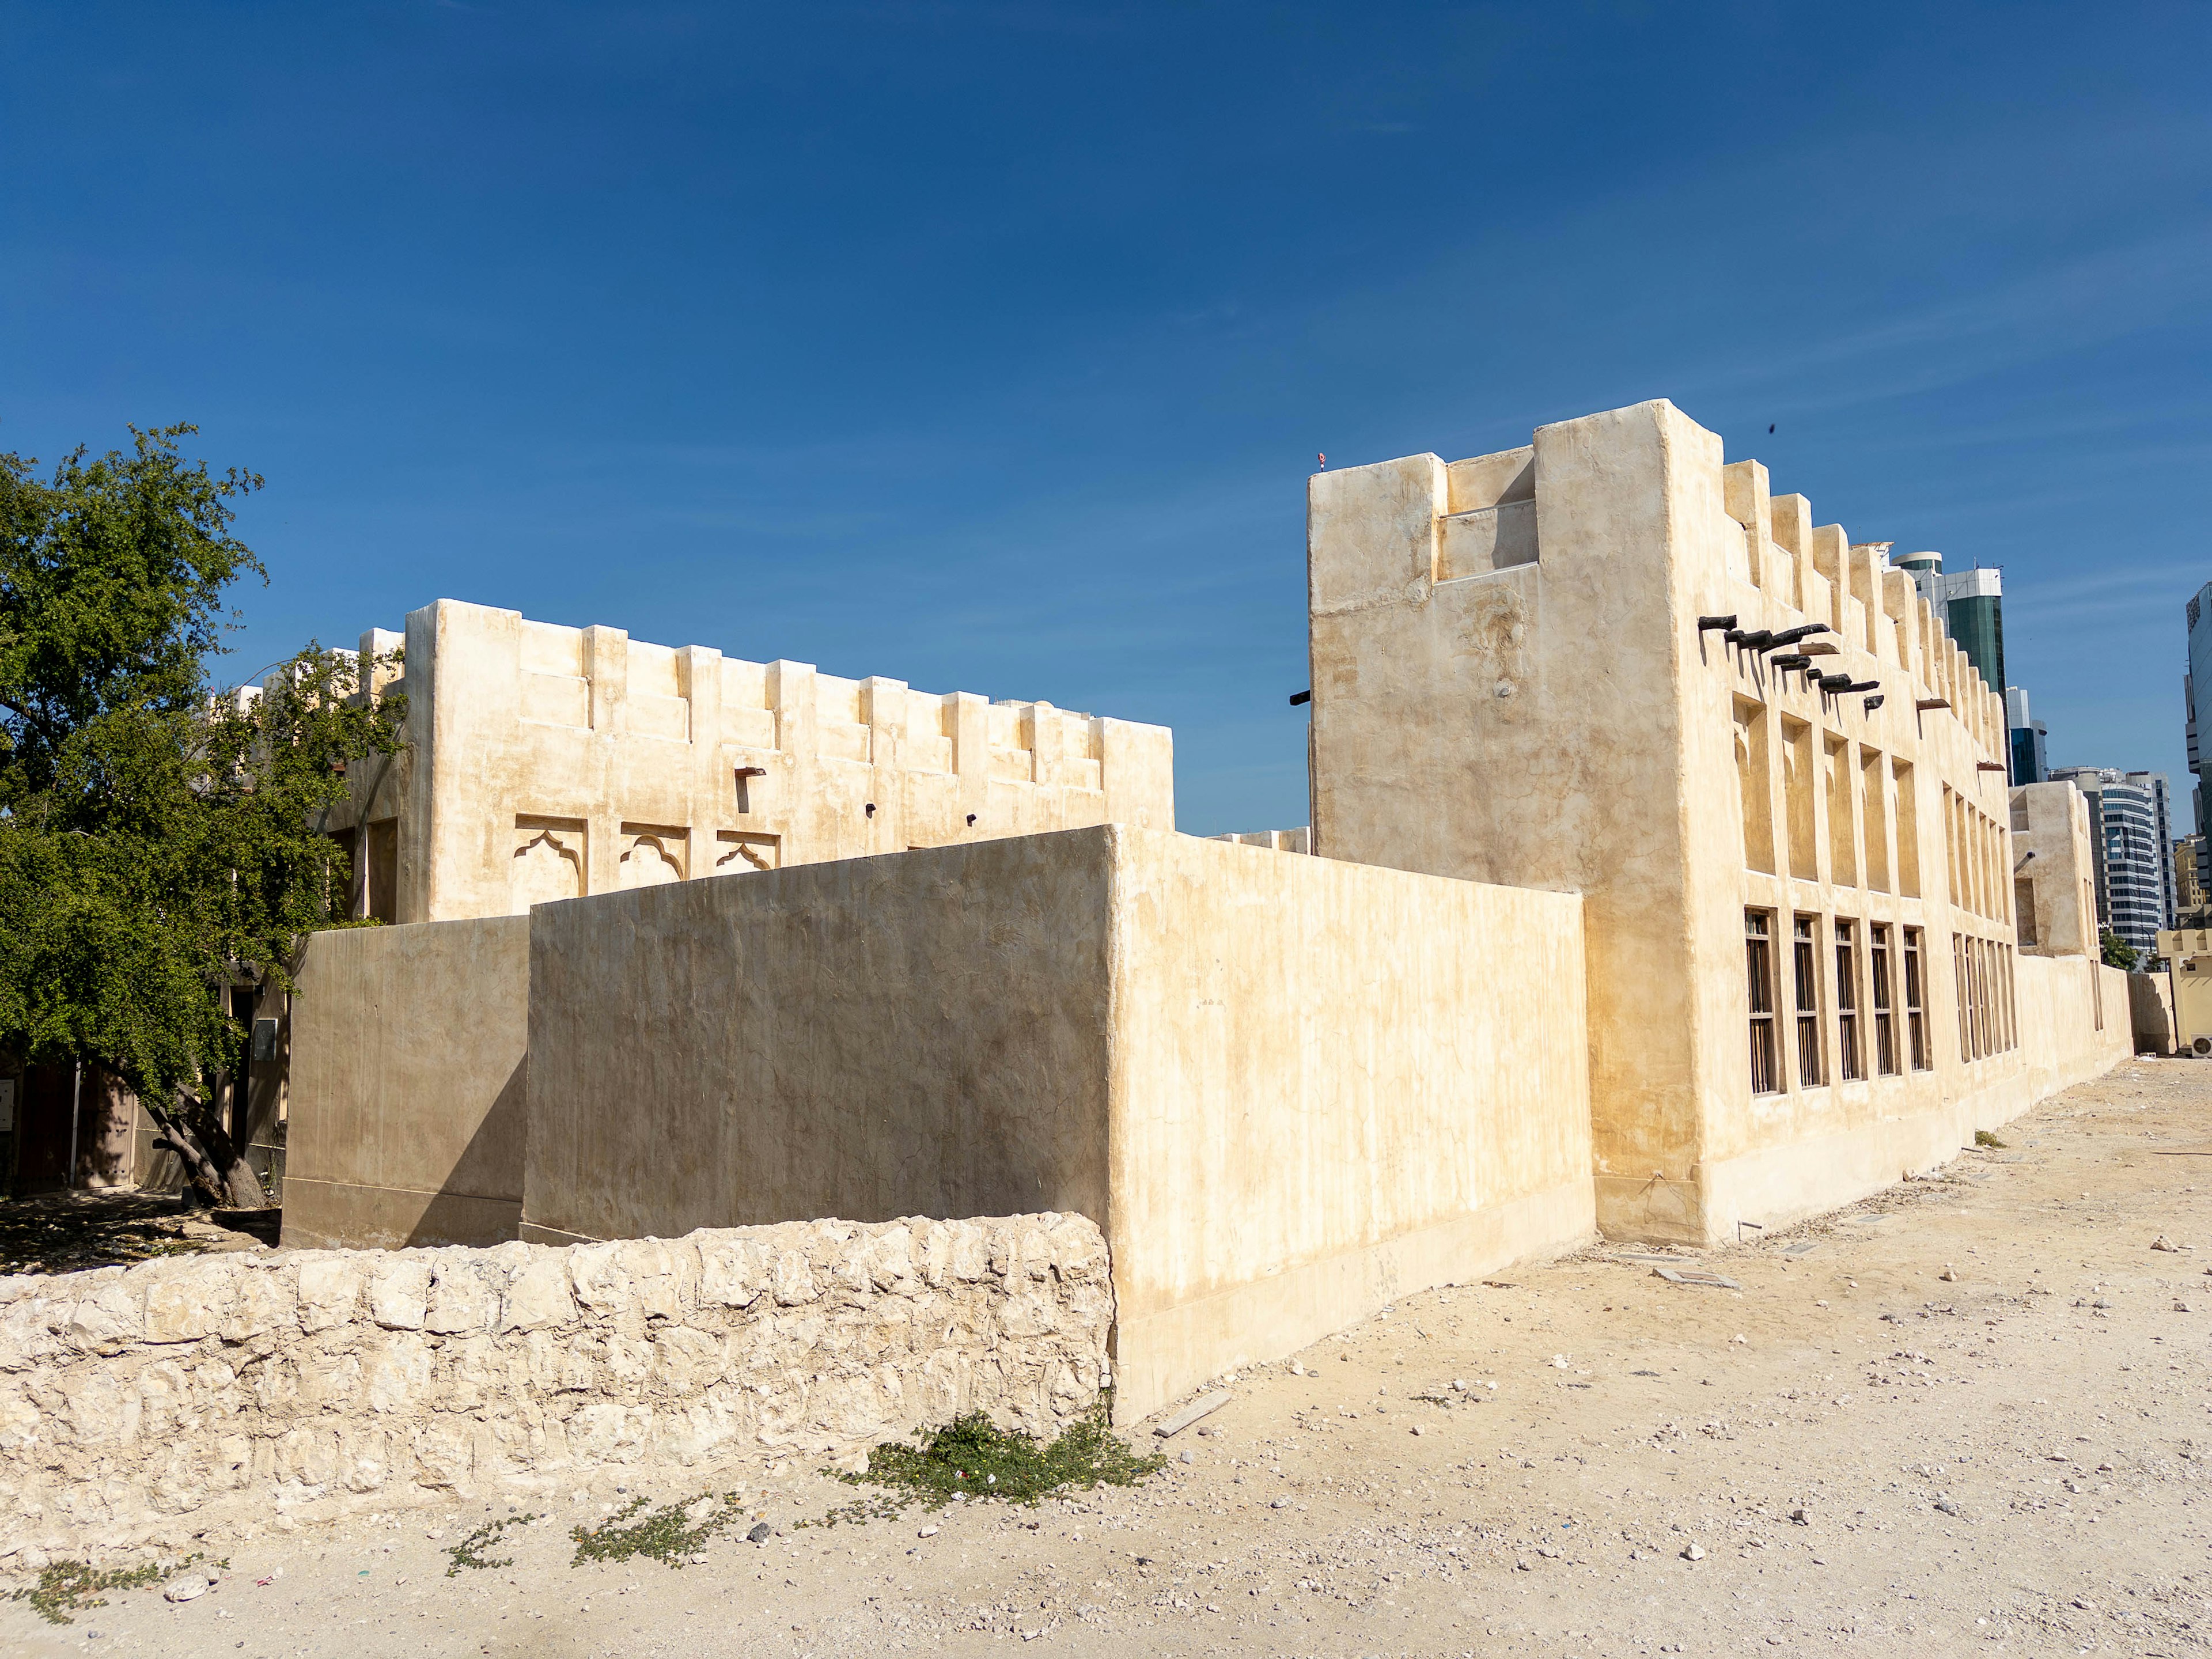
xmin=406 ymin=1055 xmax=528 ymax=1249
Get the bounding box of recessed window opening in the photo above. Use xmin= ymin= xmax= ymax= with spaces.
xmin=1870 ymin=923 xmax=1897 ymax=1076
xmin=1793 ymin=915 xmax=1823 ymax=1089
xmin=1835 ymin=919 xmax=1863 ymax=1082
xmin=1903 ymin=927 xmax=1930 ymax=1070
xmin=1746 ymin=911 xmax=1779 ymax=1095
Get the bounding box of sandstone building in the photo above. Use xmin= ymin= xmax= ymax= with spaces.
xmin=260 ymin=399 xmax=2126 ymax=1422
xmin=1306 ymin=400 xmax=2112 ymax=1243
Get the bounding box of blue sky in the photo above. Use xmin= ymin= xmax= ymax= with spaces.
xmin=3 ymin=2 xmax=2207 ymax=834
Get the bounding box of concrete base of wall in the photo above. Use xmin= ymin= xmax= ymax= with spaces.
xmin=518 ymin=1220 xmax=593 ymax=1247
xmin=283 ymin=1176 xmax=521 ymax=1251
xmin=1692 ymin=1099 xmax=1982 ymax=1245
xmin=1111 ymin=1176 xmax=1593 ymax=1423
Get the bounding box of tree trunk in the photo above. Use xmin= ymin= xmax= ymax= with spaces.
xmin=143 ymin=1094 xmax=266 ymax=1210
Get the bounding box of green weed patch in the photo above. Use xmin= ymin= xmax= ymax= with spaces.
xmin=443 ymin=1514 xmax=539 ymax=1575
xmin=569 ymin=1493 xmax=756 ymax=1569
xmin=8 ymin=1555 xmax=216 ymax=1626
xmin=807 ymin=1404 xmax=1165 ymax=1528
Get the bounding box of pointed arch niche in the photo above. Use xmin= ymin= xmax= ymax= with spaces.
xmin=511 ymin=816 xmax=586 ymax=914
xmin=618 ymin=824 xmax=688 ymax=889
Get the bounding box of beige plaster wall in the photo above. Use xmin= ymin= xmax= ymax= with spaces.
xmin=2163 ymin=926 xmax=2212 ymax=1052
xmin=2127 ymin=970 xmax=2176 ymax=1056
xmin=1308 ymin=399 xmax=2121 ymax=1246
xmin=522 ymin=834 xmax=1116 ymax=1248
xmin=283 ymin=917 xmax=530 ymax=1251
xmin=2012 ymin=783 xmax=2097 ymax=956
xmin=0 ymin=1213 xmax=1107 ymax=1569
xmin=1102 ymin=831 xmax=1592 ymax=1416
xmin=521 ymin=825 xmax=1593 ymax=1421
xmin=322 ymin=600 xmax=1173 ymax=927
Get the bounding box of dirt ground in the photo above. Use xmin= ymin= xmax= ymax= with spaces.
xmin=8 ymin=1056 xmax=2211 ymax=1658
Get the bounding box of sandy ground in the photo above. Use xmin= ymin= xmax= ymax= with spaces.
xmin=8 ymin=1056 xmax=2212 ymax=1658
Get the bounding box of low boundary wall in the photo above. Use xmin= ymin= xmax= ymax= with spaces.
xmin=0 ymin=1213 xmax=1107 ymax=1568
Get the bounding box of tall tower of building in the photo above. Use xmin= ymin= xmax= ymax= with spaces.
xmin=2006 ymin=685 xmax=2047 ymax=785
xmin=2186 ymin=581 xmax=2212 ymax=842
xmin=1892 ymin=551 xmax=2005 ymax=695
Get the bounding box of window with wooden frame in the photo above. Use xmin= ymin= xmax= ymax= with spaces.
xmin=1870 ymin=922 xmax=1898 ymax=1075
xmin=1793 ymin=915 xmax=1824 ymax=1088
xmin=1903 ymin=927 xmax=1930 ymax=1069
xmin=1835 ymin=919 xmax=1863 ymax=1081
xmin=1746 ymin=911 xmax=1779 ymax=1094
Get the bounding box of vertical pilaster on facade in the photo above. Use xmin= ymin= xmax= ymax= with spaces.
xmin=1880 ymin=571 xmax=1916 ymax=676
xmin=1810 ymin=523 xmax=1847 ymax=635
xmin=582 ymin=627 xmax=628 ymax=735
xmin=861 ymin=676 xmax=908 ymax=851
xmin=1028 ymin=703 xmax=1059 ymax=788
xmin=1721 ymin=459 xmax=1770 ymax=589
xmin=418 ymin=601 xmax=525 ymax=922
xmin=948 ymin=691 xmax=992 ymax=832
xmin=1846 ymin=544 xmax=1885 ymax=657
xmin=767 ymin=660 xmax=817 ymax=761
xmin=1768 ymin=493 xmax=1812 ymax=613
xmin=677 ymin=644 xmax=724 ymax=849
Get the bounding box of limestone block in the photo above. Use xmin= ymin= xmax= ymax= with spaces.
xmin=339 ymin=1425 xmax=396 ymax=1493
xmin=611 ymin=1238 xmax=686 ymax=1320
xmin=424 ymin=1260 xmax=495 ymax=1335
xmin=222 ymin=1266 xmax=299 ymax=1342
xmin=214 ymin=1435 xmax=252 ymax=1490
xmin=142 ymin=1262 xmax=236 ymax=1344
xmin=67 ymin=1280 xmax=146 ymax=1351
xmin=565 ymin=1241 xmax=627 ymax=1312
xmin=696 ymin=1236 xmax=769 ymax=1308
xmin=410 ymin=1421 xmax=474 ymax=1489
xmin=0 ymin=1379 xmax=41 ymax=1449
xmin=296 ymin=1257 xmax=366 ymax=1334
xmin=770 ymin=1249 xmax=818 ymax=1307
xmin=499 ymin=1254 xmax=575 ymax=1331
xmin=995 ymin=1287 xmax=1060 ymax=1340
xmin=361 ymin=1335 xmax=432 ymax=1414
xmin=862 ymin=1224 xmax=918 ymax=1292
xmin=948 ymin=1227 xmax=988 ymax=1283
xmin=366 ymin=1258 xmax=431 ymax=1331
xmin=1044 ymin=1214 xmax=1107 ymax=1279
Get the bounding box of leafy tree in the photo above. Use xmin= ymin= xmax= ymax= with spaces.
xmin=2099 ymin=929 xmax=2139 ymax=972
xmin=0 ymin=425 xmax=404 ymax=1207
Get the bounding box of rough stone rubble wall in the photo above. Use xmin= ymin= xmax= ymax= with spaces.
xmin=0 ymin=1213 xmax=1110 ymax=1567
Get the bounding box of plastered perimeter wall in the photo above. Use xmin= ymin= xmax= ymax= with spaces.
xmin=1104 ymin=834 xmax=1593 ymax=1417
xmin=0 ymin=1214 xmax=1107 ymax=1567
xmin=524 ymin=827 xmax=1594 ymax=1421
xmin=283 ymin=917 xmax=530 ymax=1251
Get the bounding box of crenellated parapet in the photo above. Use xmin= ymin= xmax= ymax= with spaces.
xmin=320 ymin=600 xmax=1173 ymax=924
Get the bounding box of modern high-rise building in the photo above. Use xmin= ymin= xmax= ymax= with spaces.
xmin=2006 ymin=685 xmax=2047 ymax=785
xmin=2185 ymin=582 xmax=2212 ymax=857
xmin=1893 ymin=551 xmax=2005 ymax=695
xmin=2050 ymin=767 xmax=2176 ymax=956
